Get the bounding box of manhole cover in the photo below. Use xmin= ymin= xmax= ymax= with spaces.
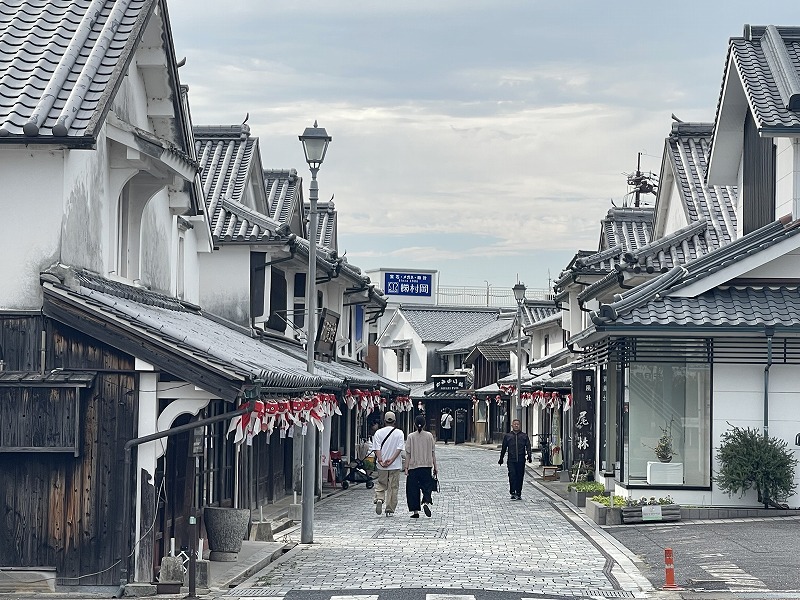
xmin=372 ymin=526 xmax=447 ymax=539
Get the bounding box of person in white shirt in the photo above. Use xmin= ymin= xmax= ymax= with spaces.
xmin=371 ymin=411 xmax=405 ymax=517
xmin=440 ymin=408 xmax=454 ymax=444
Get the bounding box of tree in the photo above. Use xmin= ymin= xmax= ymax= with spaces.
xmin=715 ymin=425 xmax=798 ymax=508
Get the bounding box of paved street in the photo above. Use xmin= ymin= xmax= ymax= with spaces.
xmin=606 ymin=516 xmax=800 ymax=593
xmin=227 ymin=444 xmax=650 ymax=599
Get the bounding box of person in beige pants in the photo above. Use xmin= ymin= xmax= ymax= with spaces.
xmin=372 ymin=411 xmax=405 ymax=516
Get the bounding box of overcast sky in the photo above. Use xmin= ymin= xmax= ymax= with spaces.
xmin=168 ymin=1 xmax=798 ymax=292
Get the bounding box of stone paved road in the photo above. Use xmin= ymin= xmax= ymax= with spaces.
xmin=229 ymin=444 xmax=650 ymax=598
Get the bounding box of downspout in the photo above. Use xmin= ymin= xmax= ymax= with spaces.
xmin=764 ymin=326 xmax=774 ymax=439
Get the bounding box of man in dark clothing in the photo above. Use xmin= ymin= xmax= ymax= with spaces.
xmin=498 ymin=418 xmax=532 ymax=500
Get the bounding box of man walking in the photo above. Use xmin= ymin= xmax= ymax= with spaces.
xmin=498 ymin=418 xmax=532 ymax=500
xmin=440 ymin=408 xmax=453 ymax=444
xmin=372 ymin=411 xmax=405 ymax=516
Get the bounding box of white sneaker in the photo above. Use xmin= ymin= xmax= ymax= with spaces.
xmin=375 ymin=500 xmax=383 ymax=515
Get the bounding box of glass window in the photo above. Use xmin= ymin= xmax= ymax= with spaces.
xmin=476 ymin=398 xmax=487 ymax=422
xmin=623 ymin=362 xmax=711 ymax=486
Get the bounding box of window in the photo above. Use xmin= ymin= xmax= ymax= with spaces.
xmin=544 ymin=334 xmax=550 ymax=357
xmin=293 ymin=273 xmax=306 ymax=329
xmin=454 ymin=354 xmax=463 ymax=370
xmin=441 ymin=355 xmax=450 ymax=373
xmin=266 ymin=268 xmax=287 ymax=333
xmin=396 ymin=348 xmax=411 ymax=372
xmin=623 ymin=361 xmax=711 ymax=487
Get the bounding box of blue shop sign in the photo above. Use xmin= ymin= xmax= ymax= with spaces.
xmin=384 ymin=272 xmax=432 ymax=297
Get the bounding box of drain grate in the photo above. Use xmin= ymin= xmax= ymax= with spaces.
xmin=584 ymin=590 xmax=634 ymax=598
xmin=233 ymin=589 xmax=283 ymax=597
xmin=372 ymin=526 xmax=448 ymax=539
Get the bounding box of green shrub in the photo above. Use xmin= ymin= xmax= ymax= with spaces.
xmin=568 ymin=481 xmax=605 ymax=494
xmin=590 ymin=494 xmax=626 ymax=507
xmin=624 ymin=496 xmax=674 ymax=506
xmin=715 ymin=424 xmax=798 ymax=507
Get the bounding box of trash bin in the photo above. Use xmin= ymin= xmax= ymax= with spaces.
xmin=454 ymin=408 xmax=467 ymax=444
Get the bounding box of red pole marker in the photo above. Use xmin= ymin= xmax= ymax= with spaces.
xmin=663 ymin=547 xmax=683 ymax=590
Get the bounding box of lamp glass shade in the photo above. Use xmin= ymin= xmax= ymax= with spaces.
xmin=512 ymin=282 xmax=526 ymax=304
xmin=299 ymin=122 xmax=332 ymax=168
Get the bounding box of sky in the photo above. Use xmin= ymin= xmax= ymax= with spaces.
xmin=167 ymin=1 xmax=799 ymax=293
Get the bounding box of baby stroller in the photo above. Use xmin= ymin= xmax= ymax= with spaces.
xmin=339 ymin=451 xmax=376 ymax=490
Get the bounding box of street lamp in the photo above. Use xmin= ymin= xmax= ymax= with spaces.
xmin=512 ymin=282 xmax=526 ymax=420
xmin=299 ymin=121 xmax=331 ymax=544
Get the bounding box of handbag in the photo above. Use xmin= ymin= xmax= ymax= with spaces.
xmin=432 ymin=472 xmax=440 ymax=493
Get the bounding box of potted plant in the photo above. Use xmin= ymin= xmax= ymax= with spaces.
xmin=567 ymin=481 xmax=605 ymax=507
xmin=645 ymin=419 xmax=678 ymax=463
xmin=621 ymin=496 xmax=681 ymax=523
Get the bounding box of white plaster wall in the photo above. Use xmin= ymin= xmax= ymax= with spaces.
xmin=198 ymin=246 xmax=251 ymax=325
xmin=60 ymin=133 xmax=111 ymax=276
xmin=181 ymin=224 xmax=201 ymax=304
xmin=741 ymin=249 xmax=800 ymax=279
xmin=774 ymin=137 xmax=794 ymax=220
xmin=110 ymin=61 xmax=148 ymax=129
xmin=0 ymin=148 xmax=65 ymax=308
xmin=139 ymin=188 xmax=173 ymax=293
xmin=662 ymin=180 xmax=689 ymax=236
xmin=378 ymin=318 xmax=425 ymax=383
xmin=712 ymin=363 xmax=800 ymax=507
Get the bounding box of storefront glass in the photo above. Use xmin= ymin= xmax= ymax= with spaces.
xmin=623 ymin=361 xmax=711 ymax=486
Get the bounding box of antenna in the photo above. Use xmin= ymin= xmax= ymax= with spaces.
xmin=625 ymin=152 xmax=658 ymax=207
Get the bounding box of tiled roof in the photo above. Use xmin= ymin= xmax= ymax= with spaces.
xmin=195 ymin=125 xmax=283 ymax=245
xmin=621 ymin=218 xmax=715 ymax=274
xmin=568 ymin=208 xmax=654 ymax=275
xmin=265 ymin=339 xmax=409 ymax=394
xmin=0 ymin=371 xmax=96 ymax=386
xmin=305 ymin=201 xmax=337 ymax=250
xmin=0 ymin=0 xmax=154 ymax=141
xmin=581 ymin=217 xmax=800 ymax=339
xmin=613 ymin=286 xmax=800 ymax=328
xmin=665 ymin=123 xmax=738 ymax=244
xmin=464 ymin=344 xmax=509 ymax=365
xmin=400 ymin=305 xmax=500 ymax=343
xmin=41 ymin=267 xmax=341 ymax=397
xmin=264 ymin=169 xmax=301 ymax=226
xmin=523 ymin=370 xmax=572 ymax=391
xmin=725 ymin=26 xmax=800 ymax=133
xmin=438 ymin=317 xmax=511 ymax=354
xmin=524 ymin=300 xmax=559 ymax=326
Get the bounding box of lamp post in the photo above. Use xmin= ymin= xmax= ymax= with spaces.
xmin=512 ymin=282 xmax=526 ymax=421
xmin=299 ymin=121 xmax=331 ymax=544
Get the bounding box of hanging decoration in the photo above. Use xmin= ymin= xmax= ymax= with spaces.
xmin=390 ymin=395 xmax=412 ymax=412
xmin=499 ymin=384 xmax=515 ymax=396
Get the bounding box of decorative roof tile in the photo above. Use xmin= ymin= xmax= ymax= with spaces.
xmin=304 ymin=201 xmax=337 ymax=250
xmin=0 ymin=0 xmax=154 ymax=141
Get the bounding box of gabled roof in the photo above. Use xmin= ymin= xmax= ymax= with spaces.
xmin=40 ymin=266 xmax=340 ymax=399
xmin=556 ymin=207 xmax=654 ymax=284
xmin=195 ymin=124 xmax=288 ymax=245
xmin=710 ymin=25 xmax=800 ymax=183
xmin=305 ymin=201 xmax=337 ymax=250
xmin=0 ymin=0 xmax=157 ymax=143
xmin=662 ymin=122 xmax=738 ymax=245
xmin=523 ymin=300 xmax=559 ymax=326
xmin=438 ymin=316 xmax=511 ymax=354
xmin=399 ymin=305 xmax=500 ymax=344
xmin=464 ymin=344 xmax=510 ymax=366
xmin=264 ymin=169 xmax=303 ymax=233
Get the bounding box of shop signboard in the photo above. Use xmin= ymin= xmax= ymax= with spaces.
xmin=432 ymin=375 xmax=467 ymax=394
xmin=315 ymin=308 xmax=340 ymax=359
xmin=571 ymin=369 xmax=595 ymax=463
xmin=384 ymin=272 xmax=432 ymax=297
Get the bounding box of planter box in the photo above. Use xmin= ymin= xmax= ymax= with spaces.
xmin=568 ymin=488 xmax=607 ymax=507
xmin=621 ymin=504 xmax=681 ymax=524
xmin=586 ymin=500 xmax=622 ymax=525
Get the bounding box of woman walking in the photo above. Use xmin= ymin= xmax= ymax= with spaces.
xmin=404 ymin=414 xmax=438 ymax=518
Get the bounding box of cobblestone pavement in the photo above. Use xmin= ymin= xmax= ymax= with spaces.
xmin=230 ymin=444 xmax=651 ymax=598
